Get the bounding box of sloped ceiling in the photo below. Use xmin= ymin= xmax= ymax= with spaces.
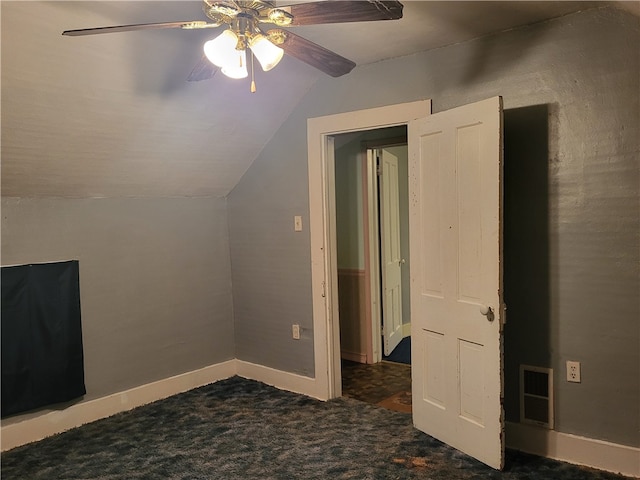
xmin=1 ymin=1 xmax=630 ymax=198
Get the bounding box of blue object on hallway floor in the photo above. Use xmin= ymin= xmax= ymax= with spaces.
xmin=383 ymin=336 xmax=411 ymax=364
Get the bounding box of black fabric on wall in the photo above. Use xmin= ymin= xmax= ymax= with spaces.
xmin=1 ymin=261 xmax=85 ymax=418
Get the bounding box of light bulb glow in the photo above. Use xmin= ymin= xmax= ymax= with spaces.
xmin=249 ymin=35 xmax=284 ymax=72
xmin=203 ymin=30 xmax=239 ymax=68
xmin=220 ymin=48 xmax=248 ymax=79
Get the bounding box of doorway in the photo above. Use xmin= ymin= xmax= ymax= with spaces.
xmin=306 ymin=100 xmax=431 ymax=401
xmin=332 ymin=127 xmax=412 ymax=411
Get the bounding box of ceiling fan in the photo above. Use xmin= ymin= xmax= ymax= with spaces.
xmin=62 ymin=1 xmax=404 ymax=87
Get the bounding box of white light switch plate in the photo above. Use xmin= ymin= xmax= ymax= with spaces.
xmin=294 ymin=216 xmax=302 ymax=232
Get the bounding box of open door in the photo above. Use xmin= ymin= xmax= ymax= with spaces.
xmin=409 ymin=97 xmax=504 ymax=469
xmin=379 ymin=148 xmax=404 ymax=356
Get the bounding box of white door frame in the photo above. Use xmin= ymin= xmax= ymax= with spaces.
xmin=365 ymin=148 xmax=382 ymax=364
xmin=307 ymin=100 xmax=431 ymax=400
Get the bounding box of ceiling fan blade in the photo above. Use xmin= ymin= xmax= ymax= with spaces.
xmin=187 ymin=54 xmax=218 ymax=82
xmin=269 ymin=29 xmax=355 ymax=77
xmin=280 ymin=1 xmax=403 ymax=26
xmin=62 ymin=21 xmax=219 ymax=37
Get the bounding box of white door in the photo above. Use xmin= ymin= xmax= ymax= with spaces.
xmin=379 ymin=148 xmax=404 ymax=356
xmin=409 ymin=97 xmax=504 ymax=469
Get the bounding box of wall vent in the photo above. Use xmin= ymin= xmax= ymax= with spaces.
xmin=520 ymin=365 xmax=554 ymax=429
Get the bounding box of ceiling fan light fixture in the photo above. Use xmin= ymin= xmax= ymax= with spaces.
xmin=62 ymin=0 xmax=406 ymax=85
xmin=249 ymin=34 xmax=284 ymax=72
xmin=203 ymin=29 xmax=238 ymax=68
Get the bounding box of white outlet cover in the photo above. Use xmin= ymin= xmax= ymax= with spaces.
xmin=566 ymin=360 xmax=581 ymax=383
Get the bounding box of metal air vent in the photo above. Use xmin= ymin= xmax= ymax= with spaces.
xmin=520 ymin=365 xmax=554 ymax=429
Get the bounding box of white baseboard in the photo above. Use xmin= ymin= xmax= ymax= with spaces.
xmin=236 ymin=359 xmax=325 ymax=400
xmin=341 ymin=350 xmax=367 ymax=364
xmin=1 ymin=360 xmax=237 ymax=452
xmin=403 ymin=323 xmax=411 ymax=337
xmin=506 ymin=421 xmax=640 ymax=478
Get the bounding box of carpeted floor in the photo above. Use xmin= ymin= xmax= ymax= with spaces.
xmin=1 ymin=376 xmax=633 ymax=479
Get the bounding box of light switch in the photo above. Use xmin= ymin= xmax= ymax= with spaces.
xmin=294 ymin=215 xmax=303 ymax=232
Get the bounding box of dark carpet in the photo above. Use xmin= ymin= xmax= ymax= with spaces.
xmin=383 ymin=336 xmax=411 ymax=365
xmin=1 ymin=376 xmax=633 ymax=479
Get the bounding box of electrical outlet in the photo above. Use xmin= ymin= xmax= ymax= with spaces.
xmin=292 ymin=324 xmax=300 ymax=340
xmin=566 ymin=361 xmax=581 ymax=383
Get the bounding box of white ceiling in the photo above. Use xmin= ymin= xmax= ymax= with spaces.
xmin=2 ymin=1 xmax=634 ymax=198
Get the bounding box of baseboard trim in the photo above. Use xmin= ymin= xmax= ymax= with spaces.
xmin=1 ymin=360 xmax=237 ymax=452
xmin=403 ymin=323 xmax=411 ymax=337
xmin=506 ymin=421 xmax=640 ymax=478
xmin=341 ymin=350 xmax=367 ymax=363
xmin=236 ymin=359 xmax=326 ymax=400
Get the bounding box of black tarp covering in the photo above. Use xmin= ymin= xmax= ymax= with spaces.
xmin=2 ymin=261 xmax=85 ymax=418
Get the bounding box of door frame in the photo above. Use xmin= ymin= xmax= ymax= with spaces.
xmin=307 ymin=100 xmax=431 ymax=400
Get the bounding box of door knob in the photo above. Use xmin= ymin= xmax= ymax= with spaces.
xmin=399 ymin=258 xmax=406 ymax=266
xmin=480 ymin=304 xmax=494 ymax=321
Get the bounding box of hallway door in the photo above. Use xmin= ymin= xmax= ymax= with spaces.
xmin=379 ymin=148 xmax=403 ymax=356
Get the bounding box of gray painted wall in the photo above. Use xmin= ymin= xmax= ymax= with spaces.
xmin=1 ymin=197 xmax=235 ymax=423
xmin=226 ymin=120 xmax=315 ymax=377
xmin=228 ymin=7 xmax=639 ymax=447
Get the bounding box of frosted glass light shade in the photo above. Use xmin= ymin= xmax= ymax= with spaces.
xmin=221 ymin=49 xmax=248 ymax=79
xmin=249 ymin=35 xmax=284 ymax=72
xmin=203 ymin=30 xmax=239 ymax=68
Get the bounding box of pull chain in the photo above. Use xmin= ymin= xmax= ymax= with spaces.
xmin=250 ymin=50 xmax=256 ymax=93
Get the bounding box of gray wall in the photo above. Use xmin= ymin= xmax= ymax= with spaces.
xmin=228 ymin=7 xmax=639 ymax=447
xmin=226 ymin=117 xmax=315 ymax=377
xmin=1 ymin=197 xmax=235 ymax=422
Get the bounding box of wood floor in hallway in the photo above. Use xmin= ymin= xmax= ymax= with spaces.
xmin=341 ymin=359 xmax=412 ymax=414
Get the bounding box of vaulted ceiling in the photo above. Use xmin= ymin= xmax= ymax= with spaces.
xmin=2 ymin=1 xmax=633 ymax=198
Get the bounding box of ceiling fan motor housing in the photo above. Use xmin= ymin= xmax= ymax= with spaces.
xmin=203 ymin=1 xmax=293 ymax=27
